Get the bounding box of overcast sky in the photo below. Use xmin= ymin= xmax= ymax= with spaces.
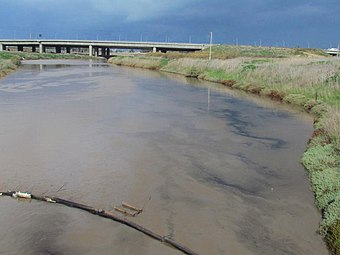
xmin=0 ymin=0 xmax=339 ymax=48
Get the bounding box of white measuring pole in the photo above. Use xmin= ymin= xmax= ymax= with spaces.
xmin=209 ymin=32 xmax=213 ymax=61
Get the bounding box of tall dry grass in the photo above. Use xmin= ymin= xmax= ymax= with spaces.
xmin=162 ymin=57 xmax=246 ymax=74
xmin=324 ymin=106 xmax=340 ymax=149
xmin=247 ymin=58 xmax=339 ymax=87
xmin=108 ymin=56 xmax=167 ymax=70
xmin=0 ymin=59 xmax=18 ymax=77
xmin=245 ymin=58 xmax=340 ymax=105
xmin=163 ymin=57 xmax=340 ymax=104
xmin=149 ymin=45 xmax=329 ymax=59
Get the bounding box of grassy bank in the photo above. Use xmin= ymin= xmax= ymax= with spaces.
xmin=109 ymin=46 xmax=340 ymax=254
xmin=149 ymin=45 xmax=329 ymax=59
xmin=0 ymin=52 xmax=21 ymax=78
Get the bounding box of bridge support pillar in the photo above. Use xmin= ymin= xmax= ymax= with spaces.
xmin=39 ymin=43 xmax=44 ymax=54
xmin=95 ymin=48 xmax=99 ymax=57
xmin=0 ymin=44 xmax=3 ymax=52
xmin=56 ymin=46 xmax=61 ymax=54
xmin=153 ymin=47 xmax=157 ymax=53
xmin=89 ymin=45 xmax=93 ymax=56
xmin=66 ymin=47 xmax=71 ymax=54
xmin=18 ymin=45 xmax=24 ymax=52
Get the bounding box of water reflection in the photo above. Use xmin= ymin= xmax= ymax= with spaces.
xmin=207 ymin=88 xmax=210 ymax=112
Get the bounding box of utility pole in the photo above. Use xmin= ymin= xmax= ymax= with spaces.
xmin=209 ymin=32 xmax=213 ymax=61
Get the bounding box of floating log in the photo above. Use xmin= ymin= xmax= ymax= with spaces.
xmin=0 ymin=190 xmax=199 ymax=255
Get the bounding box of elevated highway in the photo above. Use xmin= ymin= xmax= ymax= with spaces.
xmin=0 ymin=39 xmax=208 ymax=57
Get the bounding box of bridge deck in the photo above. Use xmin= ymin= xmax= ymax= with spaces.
xmin=0 ymin=39 xmax=208 ymax=56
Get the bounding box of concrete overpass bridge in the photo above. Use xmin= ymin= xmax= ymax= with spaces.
xmin=0 ymin=39 xmax=208 ymax=57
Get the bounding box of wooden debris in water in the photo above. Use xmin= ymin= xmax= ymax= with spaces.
xmin=12 ymin=191 xmax=32 ymax=199
xmin=122 ymin=202 xmax=143 ymax=213
xmin=114 ymin=202 xmax=143 ymax=217
xmin=114 ymin=206 xmax=136 ymax=217
xmin=45 ymin=197 xmax=56 ymax=203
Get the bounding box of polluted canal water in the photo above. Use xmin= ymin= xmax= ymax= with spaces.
xmin=0 ymin=60 xmax=329 ymax=255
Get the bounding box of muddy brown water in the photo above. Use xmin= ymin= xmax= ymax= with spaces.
xmin=0 ymin=60 xmax=328 ymax=255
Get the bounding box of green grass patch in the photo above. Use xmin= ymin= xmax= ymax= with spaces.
xmin=160 ymin=58 xmax=169 ymax=67
xmin=202 ymin=69 xmax=238 ymax=81
xmin=302 ymin=138 xmax=340 ymax=253
xmin=325 ymin=219 xmax=340 ymax=255
xmin=302 ymin=142 xmax=338 ymax=171
xmin=283 ymin=94 xmax=308 ymax=106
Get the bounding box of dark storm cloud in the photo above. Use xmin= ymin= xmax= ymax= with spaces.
xmin=0 ymin=0 xmax=339 ymax=47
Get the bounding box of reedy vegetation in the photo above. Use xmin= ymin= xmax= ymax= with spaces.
xmin=0 ymin=54 xmax=20 ymax=77
xmin=109 ymin=46 xmax=340 ymax=254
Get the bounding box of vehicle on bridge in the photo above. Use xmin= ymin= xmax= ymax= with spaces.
xmin=326 ymin=47 xmax=339 ymax=56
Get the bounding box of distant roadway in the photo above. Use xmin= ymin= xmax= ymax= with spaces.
xmin=0 ymin=39 xmax=208 ymax=57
